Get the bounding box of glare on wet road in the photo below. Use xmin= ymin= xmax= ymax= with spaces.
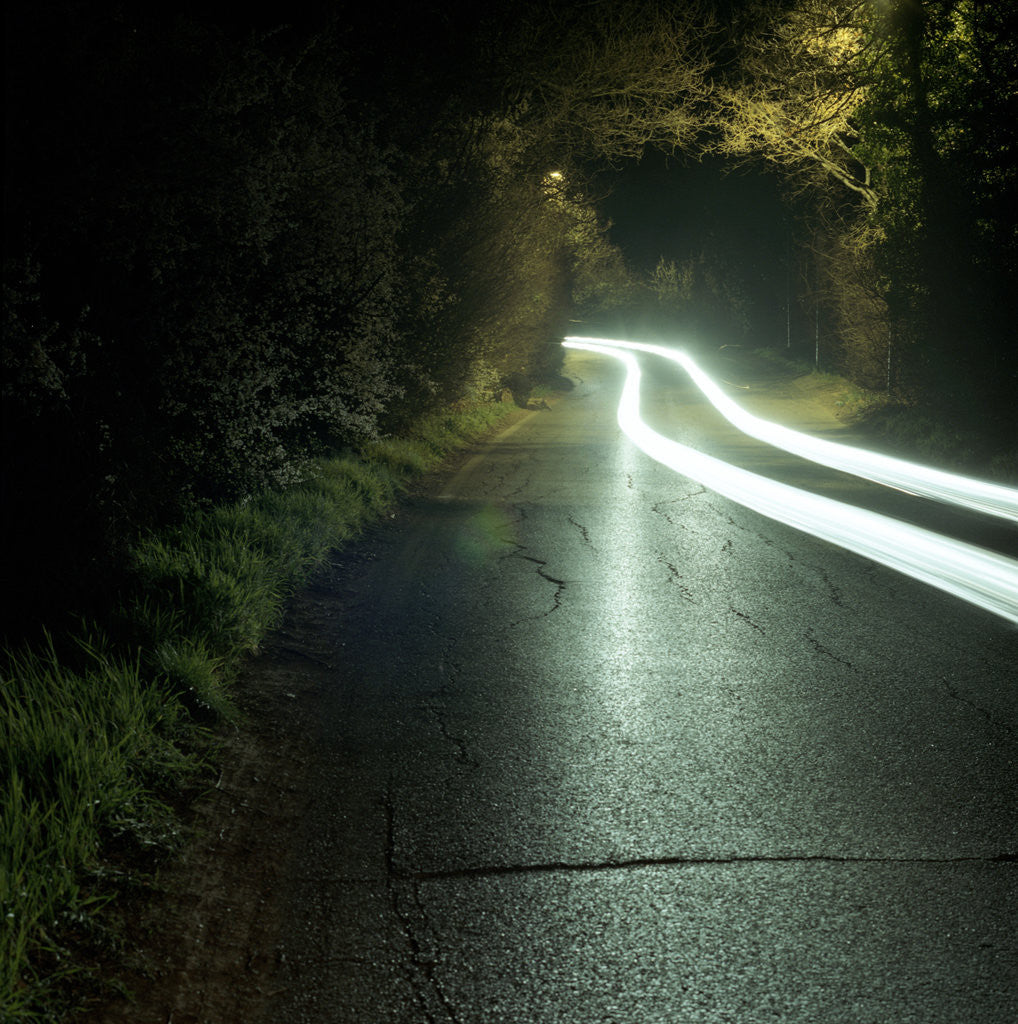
xmin=563 ymin=337 xmax=1018 ymax=625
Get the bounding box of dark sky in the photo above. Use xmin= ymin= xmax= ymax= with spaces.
xmin=599 ymin=149 xmax=788 ymax=272
xmin=597 ymin=149 xmax=793 ymax=342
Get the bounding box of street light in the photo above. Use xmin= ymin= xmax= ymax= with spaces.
xmin=543 ymin=169 xmax=565 ymax=198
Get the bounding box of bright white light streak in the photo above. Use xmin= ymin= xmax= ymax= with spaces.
xmin=566 ymin=336 xmax=1018 ymax=524
xmin=563 ymin=339 xmax=1018 ymax=625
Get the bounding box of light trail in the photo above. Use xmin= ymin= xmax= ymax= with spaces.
xmin=563 ymin=338 xmax=1018 ymax=625
xmin=566 ymin=336 xmax=1018 ymax=524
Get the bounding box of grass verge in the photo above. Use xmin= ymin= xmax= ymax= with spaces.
xmin=1 ymin=395 xmax=520 ymax=1021
xmin=853 ymin=405 xmax=1018 ymax=482
xmin=751 ymin=347 xmax=1016 ymax=482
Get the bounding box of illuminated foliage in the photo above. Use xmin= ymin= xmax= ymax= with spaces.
xmin=718 ymin=0 xmax=878 ymax=204
xmin=386 ymin=114 xmax=590 ymax=418
xmin=650 ymin=253 xmax=750 ymax=339
xmin=720 ymin=1 xmax=1016 ymax=418
xmin=502 ymin=0 xmax=716 ymax=160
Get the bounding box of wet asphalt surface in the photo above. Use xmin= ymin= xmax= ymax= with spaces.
xmin=259 ymin=348 xmax=1016 ymax=1024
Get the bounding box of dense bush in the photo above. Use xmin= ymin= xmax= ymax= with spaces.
xmin=3 ymin=5 xmax=624 ymax=639
xmin=6 ymin=15 xmax=403 ymax=510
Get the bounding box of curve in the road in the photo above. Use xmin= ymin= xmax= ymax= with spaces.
xmin=566 ymin=336 xmax=1018 ymax=523
xmin=563 ymin=338 xmax=1018 ymax=625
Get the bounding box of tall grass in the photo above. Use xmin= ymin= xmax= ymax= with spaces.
xmin=1 ymin=395 xmax=518 ymax=1020
xmin=2 ymin=637 xmax=187 ymax=1019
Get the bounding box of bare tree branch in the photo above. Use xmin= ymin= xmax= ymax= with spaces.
xmin=503 ymin=1 xmax=718 ymax=162
xmin=716 ymin=0 xmax=880 ymax=206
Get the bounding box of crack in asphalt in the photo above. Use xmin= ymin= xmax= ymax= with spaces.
xmin=500 ymin=546 xmax=569 ymax=625
xmin=567 ymin=514 xmax=592 ymax=547
xmin=859 ymin=559 xmax=899 ymax=598
xmin=416 ymin=652 xmax=480 ymax=769
xmin=717 ymin=508 xmax=788 ymax=557
xmin=651 ymin=488 xmax=707 ymax=526
xmin=713 ymin=505 xmax=795 ymax=560
xmin=943 ymin=682 xmax=1015 ymax=737
xmin=712 ymin=506 xmax=855 ymax=613
xmin=650 ymin=501 xmax=678 ymax=527
xmin=647 ymin=493 xmax=700 ymax=528
xmin=422 ymin=701 xmax=480 ymax=769
xmin=804 ymin=627 xmax=855 ymax=670
xmin=519 ymin=554 xmax=568 ymax=614
xmin=657 ymin=555 xmax=696 ymax=603
xmin=503 ymin=473 xmax=534 ymax=501
xmin=516 ymin=557 xmax=565 ymax=610
xmin=384 ymin=792 xmax=460 ymax=1024
xmin=816 ymin=568 xmax=846 ymax=608
xmin=405 ymin=851 xmax=1018 ymax=882
xmin=729 ymin=605 xmax=766 ymax=634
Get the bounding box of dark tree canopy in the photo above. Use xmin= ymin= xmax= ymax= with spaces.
xmin=2 ymin=1 xmax=624 ymax=630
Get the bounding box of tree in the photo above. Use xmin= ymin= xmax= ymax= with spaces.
xmin=388 ymin=115 xmax=613 ymax=418
xmin=649 ymin=250 xmax=751 ymax=340
xmin=853 ymin=0 xmax=1018 ymax=417
xmin=499 ymin=0 xmax=717 ymax=163
xmin=717 ymin=0 xmax=878 ymax=205
xmin=715 ymin=0 xmax=1016 ymax=425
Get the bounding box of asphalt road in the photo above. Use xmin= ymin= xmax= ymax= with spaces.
xmin=257 ymin=347 xmax=1017 ymax=1024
